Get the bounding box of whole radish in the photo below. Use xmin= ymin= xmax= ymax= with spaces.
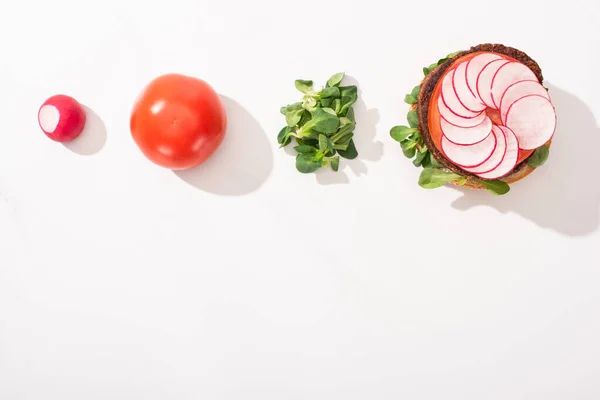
xmin=38 ymin=95 xmax=86 ymax=142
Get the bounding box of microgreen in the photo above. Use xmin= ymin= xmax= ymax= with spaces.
xmin=404 ymin=85 xmax=420 ymax=105
xmin=295 ymin=80 xmax=313 ymax=94
xmin=477 ymin=179 xmax=511 ymax=195
xmin=296 ymin=152 xmax=322 ymax=174
xmin=527 ymin=145 xmax=550 ymax=168
xmin=423 ymin=50 xmax=462 ymax=76
xmin=278 ymin=72 xmax=360 ymax=174
xmin=418 ymin=169 xmax=463 ymax=189
xmin=327 ymin=73 xmax=345 ymax=88
xmin=338 ymin=140 xmax=358 ymax=160
xmin=390 ymin=126 xmax=417 ymax=142
xmin=277 ymin=126 xmax=293 ymax=147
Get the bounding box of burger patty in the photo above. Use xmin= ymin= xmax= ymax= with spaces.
xmin=416 ymin=43 xmax=544 ymax=180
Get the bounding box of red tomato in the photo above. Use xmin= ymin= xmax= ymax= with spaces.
xmin=130 ymin=74 xmax=227 ymax=170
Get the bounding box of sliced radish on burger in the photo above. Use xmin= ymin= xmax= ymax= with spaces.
xmin=440 ymin=115 xmax=492 ymax=145
xmin=462 ymin=125 xmax=507 ymax=174
xmin=441 ymin=130 xmax=497 ymax=168
xmin=437 ymin=96 xmax=487 ymax=128
xmin=490 ymin=62 xmax=538 ymax=109
xmin=465 ymin=53 xmax=505 ymax=101
xmin=500 ymin=80 xmax=550 ymax=124
xmin=441 ymin=69 xmax=483 ymax=118
xmin=476 ymin=126 xmax=519 ymax=180
xmin=505 ymin=94 xmax=556 ymax=150
xmin=477 ymin=59 xmax=511 ymax=108
xmin=453 ymin=61 xmax=486 ymax=113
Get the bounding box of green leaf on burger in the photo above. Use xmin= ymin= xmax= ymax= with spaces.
xmin=418 ymin=168 xmax=463 ymax=189
xmin=527 ymin=145 xmax=550 ymax=168
xmin=404 ymin=95 xmax=417 ymax=105
xmin=413 ymin=150 xmax=428 ymax=167
xmin=401 ymin=143 xmax=417 ymax=158
xmin=411 ymin=85 xmax=420 ymax=98
xmin=421 ymin=154 xmax=432 ymax=168
xmin=390 ymin=126 xmax=417 ymax=142
xmin=479 ymin=179 xmax=510 ymax=196
xmin=407 ymin=110 xmax=419 ymax=129
xmin=429 ymin=154 xmax=445 ymax=168
xmin=404 ymin=85 xmax=420 ymax=104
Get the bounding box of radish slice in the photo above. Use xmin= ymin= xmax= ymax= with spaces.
xmin=462 ymin=125 xmax=507 ymax=174
xmin=490 ymin=62 xmax=537 ymax=109
xmin=477 ymin=126 xmax=519 ymax=179
xmin=477 ymin=59 xmax=510 ymax=108
xmin=440 ymin=115 xmax=492 ymax=145
xmin=453 ymin=61 xmax=486 ymax=113
xmin=442 ymin=69 xmax=483 ymax=118
xmin=437 ymin=96 xmax=487 ymax=128
xmin=500 ymin=80 xmax=550 ymax=124
xmin=505 ymin=94 xmax=556 ymax=150
xmin=466 ymin=53 xmax=504 ymax=100
xmin=441 ymin=130 xmax=497 ymax=168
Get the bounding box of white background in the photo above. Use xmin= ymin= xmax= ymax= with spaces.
xmin=1 ymin=0 xmax=599 ymax=398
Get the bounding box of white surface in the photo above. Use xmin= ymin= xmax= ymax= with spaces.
xmin=1 ymin=0 xmax=600 ymax=399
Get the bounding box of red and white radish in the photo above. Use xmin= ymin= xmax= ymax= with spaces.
xmin=476 ymin=126 xmax=519 ymax=179
xmin=505 ymin=94 xmax=556 ymax=150
xmin=440 ymin=115 xmax=492 ymax=145
xmin=38 ymin=95 xmax=86 ymax=143
xmin=490 ymin=62 xmax=538 ymax=109
xmin=500 ymin=80 xmax=550 ymax=124
xmin=441 ymin=69 xmax=483 ymax=118
xmin=453 ymin=61 xmax=486 ymax=113
xmin=477 ymin=59 xmax=511 ymax=108
xmin=462 ymin=125 xmax=507 ymax=174
xmin=437 ymin=96 xmax=487 ymax=128
xmin=441 ymin=130 xmax=496 ymax=168
xmin=466 ymin=53 xmax=505 ymax=100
